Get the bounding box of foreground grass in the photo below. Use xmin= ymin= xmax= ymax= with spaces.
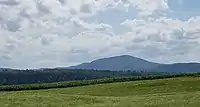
xmin=1 ymin=77 xmax=200 ymax=107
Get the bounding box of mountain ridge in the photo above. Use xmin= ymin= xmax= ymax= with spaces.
xmin=68 ymin=55 xmax=160 ymax=71
xmin=1 ymin=55 xmax=200 ymax=73
xmin=68 ymin=55 xmax=200 ymax=73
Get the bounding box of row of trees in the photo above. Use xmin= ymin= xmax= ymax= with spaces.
xmin=0 ymin=72 xmax=199 ymax=91
xmin=0 ymin=68 xmax=162 ymax=85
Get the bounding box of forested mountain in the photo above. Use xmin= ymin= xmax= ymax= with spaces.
xmin=68 ymin=55 xmax=160 ymax=71
xmin=68 ymin=55 xmax=200 ymax=73
xmin=152 ymin=63 xmax=200 ymax=73
xmin=1 ymin=55 xmax=200 ymax=85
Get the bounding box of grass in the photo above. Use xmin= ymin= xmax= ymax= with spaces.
xmin=1 ymin=77 xmax=200 ymax=107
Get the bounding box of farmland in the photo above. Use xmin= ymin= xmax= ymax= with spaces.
xmin=1 ymin=77 xmax=200 ymax=107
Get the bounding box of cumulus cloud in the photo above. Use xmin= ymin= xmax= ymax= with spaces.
xmin=0 ymin=0 xmax=200 ymax=68
xmin=57 ymin=0 xmax=66 ymax=5
xmin=0 ymin=0 xmax=19 ymax=6
xmin=121 ymin=16 xmax=200 ymax=62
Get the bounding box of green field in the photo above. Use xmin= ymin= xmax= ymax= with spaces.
xmin=1 ymin=77 xmax=200 ymax=107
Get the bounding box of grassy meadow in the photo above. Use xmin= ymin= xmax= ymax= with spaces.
xmin=1 ymin=77 xmax=200 ymax=107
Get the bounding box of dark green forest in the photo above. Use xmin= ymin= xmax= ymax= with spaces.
xmin=0 ymin=72 xmax=199 ymax=91
xmin=0 ymin=68 xmax=169 ymax=85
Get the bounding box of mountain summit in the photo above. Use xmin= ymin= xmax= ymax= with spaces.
xmin=68 ymin=55 xmax=200 ymax=72
xmin=68 ymin=55 xmax=160 ymax=71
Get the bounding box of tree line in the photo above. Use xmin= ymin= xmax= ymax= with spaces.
xmin=0 ymin=72 xmax=199 ymax=91
xmin=0 ymin=68 xmax=167 ymax=85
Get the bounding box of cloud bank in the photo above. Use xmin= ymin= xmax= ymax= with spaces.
xmin=0 ymin=0 xmax=200 ymax=68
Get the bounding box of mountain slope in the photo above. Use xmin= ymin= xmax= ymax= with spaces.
xmin=152 ymin=63 xmax=200 ymax=73
xmin=68 ymin=55 xmax=200 ymax=72
xmin=68 ymin=55 xmax=160 ymax=71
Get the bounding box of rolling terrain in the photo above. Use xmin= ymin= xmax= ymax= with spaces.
xmin=1 ymin=55 xmax=200 ymax=86
xmin=68 ymin=55 xmax=160 ymax=71
xmin=68 ymin=55 xmax=200 ymax=73
xmin=1 ymin=77 xmax=200 ymax=107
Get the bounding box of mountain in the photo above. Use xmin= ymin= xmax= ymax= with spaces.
xmin=0 ymin=68 xmax=13 ymax=72
xmin=1 ymin=55 xmax=200 ymax=73
xmin=152 ymin=63 xmax=200 ymax=73
xmin=68 ymin=55 xmax=200 ymax=73
xmin=68 ymin=55 xmax=160 ymax=71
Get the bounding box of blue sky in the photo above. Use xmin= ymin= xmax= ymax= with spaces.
xmin=168 ymin=0 xmax=200 ymax=11
xmin=0 ymin=0 xmax=200 ymax=68
xmin=168 ymin=0 xmax=200 ymax=20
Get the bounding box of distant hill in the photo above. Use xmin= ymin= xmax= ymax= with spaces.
xmin=0 ymin=68 xmax=13 ymax=72
xmin=1 ymin=55 xmax=200 ymax=73
xmin=152 ymin=63 xmax=200 ymax=73
xmin=68 ymin=55 xmax=160 ymax=71
xmin=68 ymin=55 xmax=200 ymax=73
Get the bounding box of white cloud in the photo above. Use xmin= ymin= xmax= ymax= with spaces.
xmin=0 ymin=0 xmax=19 ymax=6
xmin=120 ymin=0 xmax=169 ymax=16
xmin=120 ymin=16 xmax=200 ymax=63
xmin=0 ymin=0 xmax=200 ymax=68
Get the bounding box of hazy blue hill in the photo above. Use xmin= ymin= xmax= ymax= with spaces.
xmin=1 ymin=55 xmax=200 ymax=73
xmin=68 ymin=55 xmax=160 ymax=71
xmin=152 ymin=63 xmax=200 ymax=73
xmin=0 ymin=68 xmax=14 ymax=72
xmin=68 ymin=55 xmax=200 ymax=73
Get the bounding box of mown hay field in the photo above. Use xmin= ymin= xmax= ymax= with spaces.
xmin=1 ymin=77 xmax=200 ymax=107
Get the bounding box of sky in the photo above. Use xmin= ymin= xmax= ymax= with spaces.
xmin=0 ymin=0 xmax=200 ymax=69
